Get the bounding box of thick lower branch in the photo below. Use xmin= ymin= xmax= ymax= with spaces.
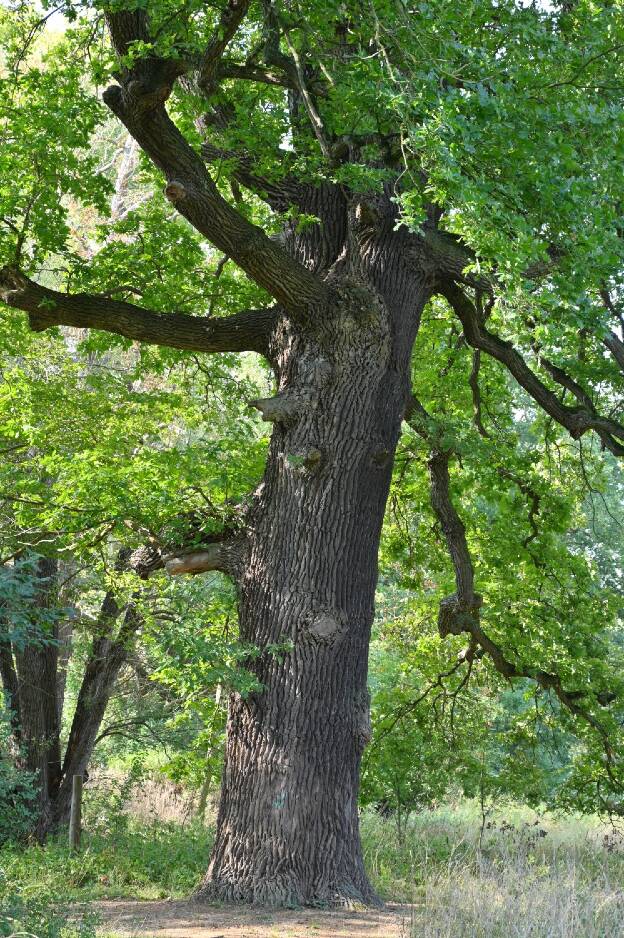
xmin=0 ymin=266 xmax=276 ymax=355
xmin=163 ymin=538 xmax=245 ymax=577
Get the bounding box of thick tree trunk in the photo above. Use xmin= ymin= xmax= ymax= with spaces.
xmin=200 ymin=274 xmax=428 ymax=906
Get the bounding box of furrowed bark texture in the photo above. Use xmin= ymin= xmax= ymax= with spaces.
xmin=12 ymin=558 xmax=62 ymax=841
xmin=199 ymin=193 xmax=434 ymax=905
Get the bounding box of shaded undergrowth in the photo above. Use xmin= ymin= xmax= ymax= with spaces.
xmin=2 ymin=790 xmax=624 ymax=937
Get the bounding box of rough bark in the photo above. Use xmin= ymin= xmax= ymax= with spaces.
xmin=12 ymin=557 xmax=62 ymax=841
xmin=198 ymin=255 xmax=431 ymax=904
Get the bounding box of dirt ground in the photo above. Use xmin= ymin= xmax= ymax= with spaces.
xmin=92 ymin=899 xmax=410 ymax=938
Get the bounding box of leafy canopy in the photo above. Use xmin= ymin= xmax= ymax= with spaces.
xmin=1 ymin=0 xmax=624 ymax=812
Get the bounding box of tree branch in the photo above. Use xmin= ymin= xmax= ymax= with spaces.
xmin=600 ymin=289 xmax=624 ymax=372
xmin=603 ymin=329 xmax=624 ymax=373
xmin=125 ymin=526 xmax=247 ymax=581
xmin=406 ymin=393 xmax=618 ymax=738
xmin=163 ymin=538 xmax=245 ymax=577
xmin=196 ymin=0 xmax=251 ymax=96
xmin=216 ymin=59 xmax=293 ymax=88
xmin=419 ymin=228 xmax=493 ymax=293
xmin=102 ymin=10 xmax=327 ymax=316
xmin=0 ymin=638 xmax=21 ymax=745
xmin=0 ymin=266 xmax=277 ymax=356
xmin=200 ymin=141 xmax=307 ymax=213
xmin=438 ymin=281 xmax=624 ymax=457
xmin=469 ymin=350 xmax=490 ymax=438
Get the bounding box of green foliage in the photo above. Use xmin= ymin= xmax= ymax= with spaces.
xmin=0 ymin=556 xmax=63 ymax=646
xmin=3 ymin=787 xmax=623 ymax=924
xmin=0 ymin=765 xmax=210 ymax=900
xmin=364 ymin=287 xmax=624 ymax=814
xmin=0 ymin=11 xmax=110 ymax=271
xmin=0 ymin=755 xmax=36 ymax=847
xmin=0 ymin=816 xmax=209 ymax=902
xmin=0 ymin=886 xmax=98 ymax=938
xmin=1 ymin=0 xmax=624 ymax=841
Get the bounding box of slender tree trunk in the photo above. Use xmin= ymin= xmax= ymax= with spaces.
xmin=51 ymin=597 xmax=142 ymax=827
xmin=0 ymin=558 xmax=142 ymax=838
xmin=13 ymin=557 xmax=62 ymax=842
xmin=0 ymin=638 xmax=21 ymax=748
xmin=200 ymin=272 xmax=429 ymax=905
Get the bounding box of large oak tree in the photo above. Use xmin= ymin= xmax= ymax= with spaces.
xmin=1 ymin=0 xmax=624 ymax=907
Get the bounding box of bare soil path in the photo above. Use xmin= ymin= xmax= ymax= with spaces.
xmin=92 ymin=899 xmax=409 ymax=938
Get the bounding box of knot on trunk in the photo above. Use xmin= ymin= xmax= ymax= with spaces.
xmin=250 ymin=349 xmax=332 ymax=425
xmin=249 ymin=390 xmax=315 ymax=424
xmin=438 ymin=592 xmax=483 ymax=638
xmin=353 ymin=198 xmax=382 ymax=232
xmin=164 ymin=180 xmax=187 ymax=203
xmin=127 ymin=544 xmax=164 ymax=580
xmin=371 ymin=448 xmax=391 ymax=467
xmin=103 ymin=61 xmax=183 ymax=119
xmin=285 ymin=448 xmax=324 ymax=473
xmin=319 ymin=278 xmax=391 ymax=366
xmin=0 ymin=265 xmax=27 ymax=303
xmin=306 ymin=611 xmax=344 ymax=643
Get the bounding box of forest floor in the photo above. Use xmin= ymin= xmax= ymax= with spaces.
xmin=93 ymin=898 xmax=408 ymax=938
xmin=6 ymin=789 xmax=624 ymax=938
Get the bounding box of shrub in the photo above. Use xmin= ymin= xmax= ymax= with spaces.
xmin=0 ymin=758 xmax=36 ymax=846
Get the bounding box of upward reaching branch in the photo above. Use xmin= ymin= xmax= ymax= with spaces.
xmin=102 ymin=9 xmax=327 ymax=316
xmin=200 ymin=141 xmax=310 ymax=213
xmin=196 ymin=0 xmax=251 ymax=95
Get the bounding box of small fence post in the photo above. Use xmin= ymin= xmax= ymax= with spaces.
xmin=69 ymin=774 xmax=83 ymax=851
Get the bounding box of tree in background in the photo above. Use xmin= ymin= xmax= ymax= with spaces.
xmin=0 ymin=265 xmax=266 ymax=839
xmin=1 ymin=0 xmax=624 ymax=906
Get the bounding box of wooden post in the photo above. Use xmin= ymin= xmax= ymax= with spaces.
xmin=69 ymin=774 xmax=83 ymax=851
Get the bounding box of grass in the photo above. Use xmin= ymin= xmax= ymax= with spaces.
xmin=0 ymin=771 xmax=210 ymax=902
xmin=361 ymin=803 xmax=624 ymax=937
xmin=0 ymin=817 xmax=210 ymax=901
xmin=2 ymin=787 xmax=624 ymax=937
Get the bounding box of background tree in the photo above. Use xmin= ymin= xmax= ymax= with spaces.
xmin=1 ymin=0 xmax=624 ymax=907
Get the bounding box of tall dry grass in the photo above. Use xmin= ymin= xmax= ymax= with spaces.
xmin=361 ymin=804 xmax=624 ymax=937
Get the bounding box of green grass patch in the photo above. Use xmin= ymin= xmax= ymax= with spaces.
xmin=0 ymin=818 xmax=211 ymax=902
xmin=3 ymin=798 xmax=624 ymax=938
